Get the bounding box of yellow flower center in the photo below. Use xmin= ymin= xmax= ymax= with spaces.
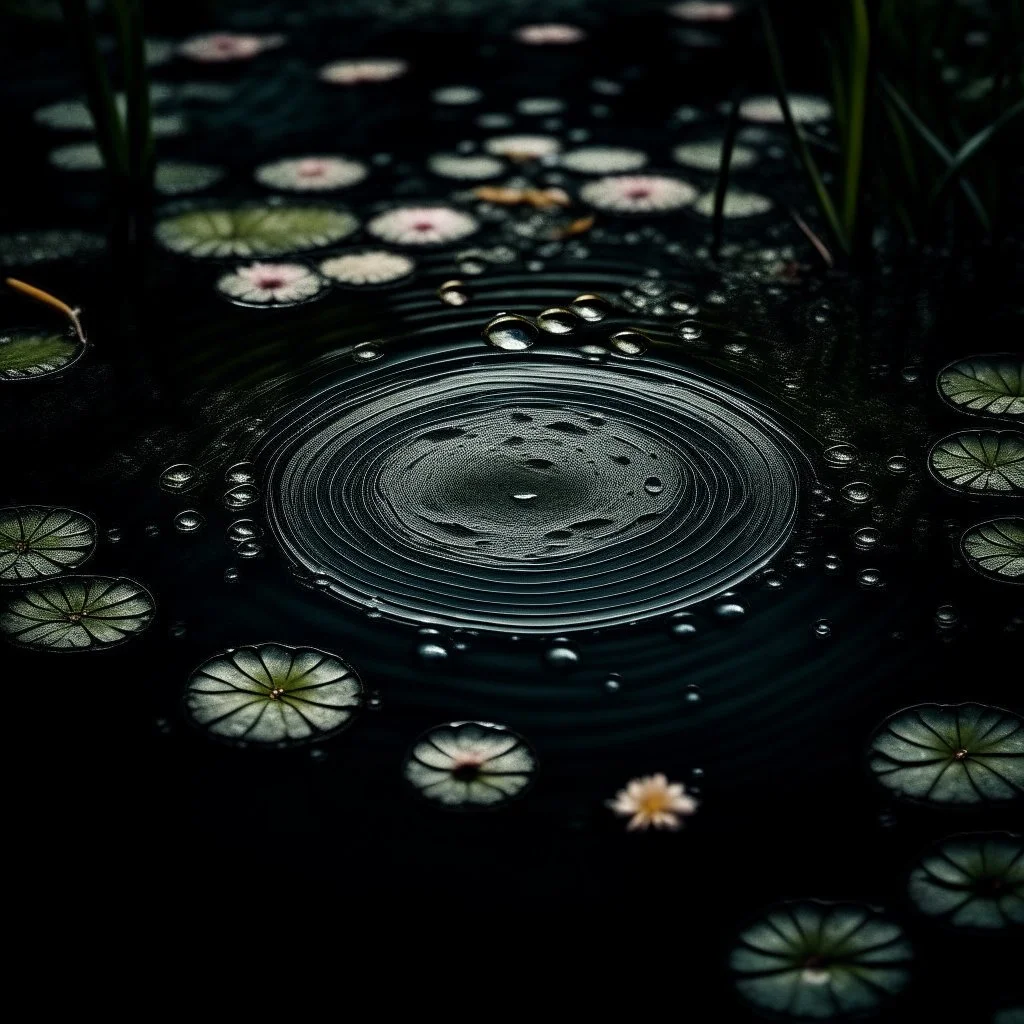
xmin=639 ymin=790 xmax=671 ymax=816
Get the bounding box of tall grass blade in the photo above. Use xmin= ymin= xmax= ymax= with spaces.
xmin=841 ymin=0 xmax=870 ymax=241
xmin=711 ymin=90 xmax=743 ymax=260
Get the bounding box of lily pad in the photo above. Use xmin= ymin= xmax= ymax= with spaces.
xmin=155 ymin=202 xmax=359 ymax=258
xmin=868 ymin=703 xmax=1023 ymax=806
xmin=928 ymin=431 xmax=1024 ymax=494
xmin=961 ymin=518 xmax=1024 ymax=582
xmin=0 ymin=575 xmax=155 ymax=650
xmin=937 ymin=355 xmax=1024 ymax=419
xmin=0 ymin=506 xmax=96 ymax=583
xmin=0 ymin=327 xmax=84 ymax=380
xmin=730 ymin=900 xmax=913 ymax=1019
xmin=908 ymin=833 xmax=1023 ymax=931
xmin=185 ymin=643 xmax=363 ymax=747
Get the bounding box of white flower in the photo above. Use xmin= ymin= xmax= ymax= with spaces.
xmin=318 ymin=249 xmax=415 ymax=286
xmin=432 ymin=85 xmax=483 ymax=105
xmin=672 ymin=140 xmax=758 ymax=170
xmin=608 ymin=773 xmax=698 ymax=831
xmin=484 ymin=134 xmax=562 ymax=160
xmin=319 ymin=58 xmax=408 ymax=85
xmin=740 ymin=94 xmax=832 ymax=124
xmin=254 ymin=156 xmax=368 ymax=191
xmin=216 ymin=261 xmax=324 ymax=306
xmin=668 ymin=1 xmax=738 ymax=22
xmin=405 ymin=721 xmax=537 ymax=808
xmin=580 ymin=174 xmax=697 ymax=213
xmin=427 ymin=153 xmax=504 ymax=180
xmin=178 ymin=32 xmax=284 ymax=63
xmin=560 ymin=146 xmax=648 ymax=174
xmin=514 ymin=23 xmax=586 ymax=45
xmin=366 ymin=206 xmax=479 ymax=245
xmin=692 ymin=189 xmax=773 ymax=218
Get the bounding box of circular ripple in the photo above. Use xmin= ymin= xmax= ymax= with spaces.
xmin=261 ymin=342 xmax=805 ymax=634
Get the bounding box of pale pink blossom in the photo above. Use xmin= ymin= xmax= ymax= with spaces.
xmin=668 ymin=1 xmax=738 ymax=22
xmin=483 ymin=134 xmax=562 ymax=160
xmin=254 ymin=156 xmax=367 ymax=191
xmin=319 ymin=58 xmax=408 ymax=85
xmin=216 ymin=261 xmax=323 ymax=306
xmin=178 ymin=32 xmax=284 ymax=63
xmin=607 ymin=773 xmax=698 ymax=831
xmin=580 ymin=174 xmax=697 ymax=213
xmin=318 ymin=250 xmax=415 ymax=286
xmin=366 ymin=206 xmax=478 ymax=246
xmin=514 ymin=23 xmax=587 ymax=45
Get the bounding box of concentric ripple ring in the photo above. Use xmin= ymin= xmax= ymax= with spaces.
xmin=260 ymin=342 xmax=806 ymax=633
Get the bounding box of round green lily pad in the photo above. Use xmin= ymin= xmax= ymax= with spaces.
xmin=0 ymin=327 xmax=84 ymax=380
xmin=868 ymin=703 xmax=1023 ymax=806
xmin=0 ymin=575 xmax=155 ymax=650
xmin=961 ymin=518 xmax=1024 ymax=583
xmin=0 ymin=505 xmax=96 ymax=583
xmin=185 ymin=643 xmax=363 ymax=747
xmin=155 ymin=202 xmax=359 ymax=258
xmin=730 ymin=900 xmax=913 ymax=1019
xmin=909 ymin=833 xmax=1023 ymax=931
xmin=937 ymin=355 xmax=1023 ymax=419
xmin=928 ymin=431 xmax=1024 ymax=494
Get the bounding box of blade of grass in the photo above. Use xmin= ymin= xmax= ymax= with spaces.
xmin=111 ymin=0 xmax=154 ymax=196
xmin=759 ymin=5 xmax=848 ymax=253
xmin=789 ymin=208 xmax=835 ymax=268
xmin=841 ymin=0 xmax=870 ymax=242
xmin=711 ymin=89 xmax=743 ymax=260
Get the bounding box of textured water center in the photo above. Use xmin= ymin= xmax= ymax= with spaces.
xmin=261 ymin=344 xmax=804 ymax=633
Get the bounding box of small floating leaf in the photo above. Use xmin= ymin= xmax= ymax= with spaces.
xmin=0 ymin=506 xmax=96 ymax=583
xmin=868 ymin=703 xmax=1023 ymax=806
xmin=909 ymin=833 xmax=1023 ymax=931
xmin=0 ymin=576 xmax=154 ymax=650
xmin=730 ymin=900 xmax=912 ymax=1019
xmin=186 ymin=643 xmax=363 ymax=747
xmin=937 ymin=355 xmax=1024 ymax=419
xmin=928 ymin=431 xmax=1024 ymax=494
xmin=961 ymin=518 xmax=1024 ymax=582
xmin=0 ymin=327 xmax=83 ymax=380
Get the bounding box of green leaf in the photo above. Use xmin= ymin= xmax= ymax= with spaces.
xmin=0 ymin=327 xmax=84 ymax=379
xmin=0 ymin=506 xmax=96 ymax=582
xmin=962 ymin=518 xmax=1024 ymax=582
xmin=928 ymin=431 xmax=1024 ymax=494
xmin=937 ymin=354 xmax=1024 ymax=419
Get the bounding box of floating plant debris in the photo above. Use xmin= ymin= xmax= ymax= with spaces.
xmin=404 ymin=721 xmax=537 ymax=808
xmin=961 ymin=518 xmax=1024 ymax=582
xmin=908 ymin=833 xmax=1023 ymax=931
xmin=319 ymin=58 xmax=408 ymax=85
xmin=672 ymin=140 xmax=758 ymax=171
xmin=185 ymin=643 xmax=363 ymax=747
xmin=215 ymin=261 xmax=326 ymax=307
xmin=739 ymin=94 xmax=832 ymax=124
xmin=928 ymin=431 xmax=1024 ymax=494
xmin=155 ymin=203 xmax=359 ymax=258
xmin=483 ymin=135 xmax=562 ymax=160
xmin=0 ymin=506 xmax=96 ymax=583
xmin=730 ymin=901 xmax=912 ymax=1019
xmin=692 ymin=189 xmax=774 ymax=218
xmin=937 ymin=356 xmax=1024 ymax=419
xmin=365 ymin=205 xmax=479 ymax=246
xmin=607 ymin=773 xmax=698 ymax=830
xmin=0 ymin=576 xmax=154 ymax=651
xmin=178 ymin=32 xmax=284 ymax=63
xmin=579 ymin=174 xmax=697 ymax=214
xmin=560 ymin=146 xmax=649 ymax=174
xmin=154 ymin=161 xmax=225 ymax=196
xmin=254 ymin=156 xmax=368 ymax=192
xmin=474 ymin=185 xmax=570 ymax=209
xmin=318 ymin=249 xmax=415 ymax=287
xmin=0 ymin=327 xmax=83 ymax=380
xmin=513 ymin=23 xmax=586 ymax=45
xmin=868 ymin=703 xmax=1023 ymax=806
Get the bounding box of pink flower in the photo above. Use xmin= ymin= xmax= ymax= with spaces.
xmin=366 ymin=206 xmax=479 ymax=246
xmin=483 ymin=134 xmax=562 ymax=160
xmin=580 ymin=174 xmax=697 ymax=213
xmin=667 ymin=1 xmax=738 ymax=22
xmin=319 ymin=58 xmax=408 ymax=85
xmin=318 ymin=250 xmax=415 ymax=286
xmin=178 ymin=32 xmax=284 ymax=63
xmin=254 ymin=156 xmax=367 ymax=191
xmin=513 ymin=23 xmax=587 ymax=45
xmin=607 ymin=773 xmax=698 ymax=831
xmin=216 ymin=262 xmax=324 ymax=306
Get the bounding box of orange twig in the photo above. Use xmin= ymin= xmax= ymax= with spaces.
xmin=6 ymin=277 xmax=87 ymax=344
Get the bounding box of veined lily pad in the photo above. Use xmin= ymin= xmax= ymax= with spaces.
xmin=868 ymin=703 xmax=1023 ymax=806
xmin=730 ymin=900 xmax=912 ymax=1019
xmin=185 ymin=643 xmax=363 ymax=747
xmin=909 ymin=833 xmax=1023 ymax=931
xmin=0 ymin=327 xmax=84 ymax=380
xmin=937 ymin=355 xmax=1024 ymax=419
xmin=961 ymin=518 xmax=1024 ymax=582
xmin=155 ymin=202 xmax=359 ymax=258
xmin=0 ymin=506 xmax=96 ymax=582
xmin=0 ymin=575 xmax=154 ymax=650
xmin=928 ymin=431 xmax=1024 ymax=494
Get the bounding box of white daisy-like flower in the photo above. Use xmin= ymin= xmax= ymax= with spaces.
xmin=668 ymin=1 xmax=738 ymax=22
xmin=366 ymin=205 xmax=479 ymax=245
xmin=49 ymin=142 xmax=104 ymax=171
xmin=580 ymin=174 xmax=697 ymax=213
xmin=432 ymin=85 xmax=483 ymax=105
xmin=216 ymin=261 xmax=325 ymax=306
xmin=254 ymin=155 xmax=368 ymax=191
xmin=607 ymin=773 xmax=698 ymax=831
xmin=318 ymin=249 xmax=416 ymax=286
xmin=560 ymin=146 xmax=648 ymax=174
xmin=672 ymin=140 xmax=758 ymax=170
xmin=740 ymin=93 xmax=832 ymax=124
xmin=319 ymin=58 xmax=408 ymax=85
xmin=516 ymin=97 xmax=565 ymax=115
xmin=178 ymin=32 xmax=284 ymax=63
xmin=692 ymin=188 xmax=774 ymax=218
xmin=405 ymin=721 xmax=537 ymax=808
xmin=484 ymin=134 xmax=562 ymax=160
xmin=513 ymin=23 xmax=587 ymax=45
xmin=427 ymin=152 xmax=504 ymax=180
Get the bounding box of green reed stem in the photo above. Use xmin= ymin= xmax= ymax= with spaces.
xmin=711 ymin=90 xmax=743 ymax=260
xmin=841 ymin=0 xmax=870 ymax=242
xmin=111 ymin=0 xmax=154 ymax=198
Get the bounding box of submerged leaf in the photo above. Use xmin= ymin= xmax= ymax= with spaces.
xmin=0 ymin=506 xmax=96 ymax=583
xmin=868 ymin=703 xmax=1023 ymax=806
xmin=961 ymin=518 xmax=1024 ymax=582
xmin=937 ymin=355 xmax=1024 ymax=419
xmin=928 ymin=431 xmax=1024 ymax=494
xmin=0 ymin=327 xmax=84 ymax=380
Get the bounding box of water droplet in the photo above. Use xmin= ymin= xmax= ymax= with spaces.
xmin=857 ymin=568 xmax=885 ymax=590
xmin=852 ymin=526 xmax=881 ymax=550
xmin=935 ymin=604 xmax=959 ymax=629
xmin=713 ymin=599 xmax=746 ymax=621
xmin=577 ymin=343 xmax=610 ymax=360
xmin=886 ymin=455 xmax=910 ymax=475
xmin=309 ymin=747 xmax=328 ymax=762
xmin=569 ymin=293 xmax=612 ymax=322
xmin=169 ymin=620 xmax=187 ymax=639
xmin=814 ymin=618 xmax=832 ymax=638
xmin=545 ymin=641 xmax=580 ymax=669
xmin=159 ymin=463 xmax=198 ymax=492
xmin=105 ymin=527 xmax=122 ymax=544
xmin=173 ymin=509 xmax=205 ymax=534
xmin=676 ymin=321 xmax=703 ymax=342
xmin=536 ymin=307 xmax=579 ymax=335
xmin=684 ymin=684 xmax=702 ymax=704
xmin=417 ymin=642 xmax=450 ymax=662
xmin=438 ymin=279 xmax=470 ymax=306
xmin=761 ymin=570 xmax=784 ymax=590
xmin=644 ymin=477 xmax=663 ymax=495
xmin=670 ymin=612 xmax=699 ymax=637
xmin=512 ymin=492 xmax=539 ymax=501
xmin=227 ymin=519 xmax=261 ymax=544
xmin=366 ymin=693 xmax=383 ymax=710
xmin=236 ymin=540 xmax=264 ymax=559
xmin=223 ymin=567 xmax=240 ymax=583
xmin=224 ymin=461 xmax=256 ymax=486
xmin=604 ymin=674 xmax=622 ymax=693
xmin=823 ymin=553 xmax=842 ymax=574
xmin=224 ymin=484 xmax=259 ymax=509
xmin=353 ymin=342 xmax=383 ymax=362
xmin=144 ymin=523 xmax=161 ymax=538
xmin=484 ymin=313 xmax=538 ymax=351
xmin=824 ymin=443 xmax=859 ymax=468
xmin=610 ymin=330 xmax=649 ymax=356
xmin=841 ymin=481 xmax=874 ymax=505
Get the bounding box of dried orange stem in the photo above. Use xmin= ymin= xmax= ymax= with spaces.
xmin=6 ymin=277 xmax=86 ymax=345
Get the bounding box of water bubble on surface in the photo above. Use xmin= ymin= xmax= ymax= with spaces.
xmin=174 ymin=509 xmax=205 ymax=533
xmin=236 ymin=540 xmax=264 ymax=559
xmin=169 ymin=620 xmax=187 ymax=639
xmin=610 ymin=330 xmax=650 ymax=356
xmin=227 ymin=519 xmax=262 ymax=544
xmin=224 ymin=484 xmax=259 ymax=509
xmin=144 ymin=523 xmax=161 ymax=538
xmin=886 ymin=455 xmax=911 ymax=475
xmin=224 ymin=461 xmax=256 ymax=485
xmin=105 ymin=527 xmax=122 ymax=544
xmin=853 ymin=526 xmax=881 ymax=550
xmin=417 ymin=641 xmax=450 ymax=661
xmin=604 ymin=673 xmax=622 ymax=692
xmin=713 ymin=598 xmax=747 ymax=621
xmin=841 ymin=481 xmax=875 ymax=505
xmin=676 ymin=321 xmax=703 ymax=342
xmin=483 ymin=313 xmax=539 ymax=351
xmin=545 ymin=640 xmax=581 ymax=669
xmin=644 ymin=477 xmax=664 ymax=495
xmin=824 ymin=443 xmax=859 ymax=468
xmin=578 ymin=343 xmax=610 ymax=360
xmin=223 ymin=567 xmax=240 ymax=583
xmin=536 ymin=308 xmax=580 ymax=335
xmin=159 ymin=463 xmax=199 ymax=492
xmin=814 ymin=618 xmax=832 ymax=638
xmin=670 ymin=612 xmax=699 ymax=638
xmin=934 ymin=604 xmax=959 ymax=629
xmin=857 ymin=567 xmax=886 ymax=590
xmin=823 ymin=553 xmax=842 ymax=574
xmin=569 ymin=293 xmax=612 ymax=322
xmin=353 ymin=342 xmax=383 ymax=362
xmin=438 ymin=279 xmax=470 ymax=306
xmin=684 ymin=684 xmax=702 ymax=704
